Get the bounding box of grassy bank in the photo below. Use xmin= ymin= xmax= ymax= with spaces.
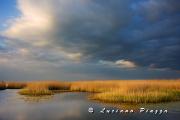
xmin=0 ymin=82 xmax=6 ymax=90
xmin=1 ymin=80 xmax=180 ymax=103
xmin=19 ymin=81 xmax=70 ymax=96
xmin=6 ymin=82 xmax=26 ymax=89
xmin=71 ymin=80 xmax=180 ymax=103
xmin=0 ymin=81 xmax=26 ymax=90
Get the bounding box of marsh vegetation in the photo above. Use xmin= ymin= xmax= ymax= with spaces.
xmin=1 ymin=80 xmax=180 ymax=103
xmin=0 ymin=81 xmax=6 ymax=90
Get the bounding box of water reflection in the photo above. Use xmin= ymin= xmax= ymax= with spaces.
xmin=0 ymin=90 xmax=179 ymax=120
xmin=20 ymin=95 xmax=53 ymax=103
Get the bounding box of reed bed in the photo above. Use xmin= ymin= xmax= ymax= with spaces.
xmin=6 ymin=82 xmax=27 ymax=89
xmin=70 ymin=81 xmax=120 ymax=92
xmin=0 ymin=82 xmax=6 ymax=90
xmin=19 ymin=81 xmax=71 ymax=96
xmin=90 ymin=89 xmax=180 ymax=103
xmin=1 ymin=80 xmax=180 ymax=103
xmin=70 ymin=80 xmax=180 ymax=103
xmin=0 ymin=81 xmax=26 ymax=89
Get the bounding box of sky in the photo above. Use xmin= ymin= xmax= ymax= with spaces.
xmin=0 ymin=0 xmax=180 ymax=81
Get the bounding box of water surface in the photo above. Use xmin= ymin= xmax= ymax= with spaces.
xmin=0 ymin=90 xmax=179 ymax=120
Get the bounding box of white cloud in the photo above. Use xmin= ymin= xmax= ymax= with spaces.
xmin=66 ymin=52 xmax=82 ymax=61
xmin=115 ymin=60 xmax=136 ymax=68
xmin=99 ymin=59 xmax=137 ymax=69
xmin=2 ymin=0 xmax=53 ymax=42
xmin=0 ymin=0 xmax=87 ymax=66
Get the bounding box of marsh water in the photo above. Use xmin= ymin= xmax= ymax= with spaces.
xmin=0 ymin=90 xmax=179 ymax=120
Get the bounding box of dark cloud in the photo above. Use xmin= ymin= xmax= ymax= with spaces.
xmin=1 ymin=0 xmax=180 ymax=80
xmin=47 ymin=0 xmax=180 ymax=70
xmin=133 ymin=0 xmax=180 ymax=22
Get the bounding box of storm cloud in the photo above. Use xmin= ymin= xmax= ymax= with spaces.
xmin=0 ymin=0 xmax=180 ymax=80
xmin=51 ymin=0 xmax=180 ymax=70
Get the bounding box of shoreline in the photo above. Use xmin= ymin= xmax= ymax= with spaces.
xmin=0 ymin=80 xmax=180 ymax=104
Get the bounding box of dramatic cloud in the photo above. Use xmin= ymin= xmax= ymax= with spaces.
xmin=0 ymin=0 xmax=180 ymax=80
xmin=1 ymin=0 xmax=133 ymax=66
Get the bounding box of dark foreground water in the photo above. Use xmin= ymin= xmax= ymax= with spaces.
xmin=0 ymin=90 xmax=179 ymax=120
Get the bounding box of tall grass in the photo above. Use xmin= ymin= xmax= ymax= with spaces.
xmin=0 ymin=81 xmax=6 ymax=90
xmin=19 ymin=81 xmax=70 ymax=96
xmin=71 ymin=80 xmax=180 ymax=103
xmin=70 ymin=81 xmax=119 ymax=92
xmin=6 ymin=82 xmax=26 ymax=89
xmin=0 ymin=81 xmax=26 ymax=89
xmin=1 ymin=80 xmax=180 ymax=103
xmin=91 ymin=89 xmax=180 ymax=103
